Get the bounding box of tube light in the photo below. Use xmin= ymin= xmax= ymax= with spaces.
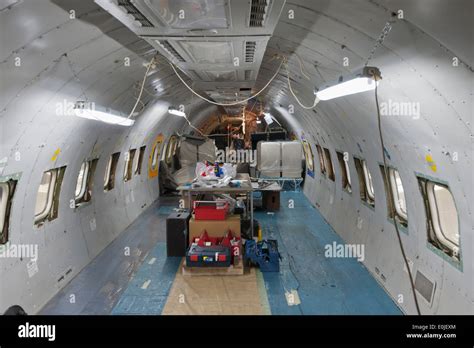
xmin=73 ymin=104 xmax=134 ymax=126
xmin=315 ymin=67 xmax=381 ymax=101
xmin=168 ymin=107 xmax=186 ymax=117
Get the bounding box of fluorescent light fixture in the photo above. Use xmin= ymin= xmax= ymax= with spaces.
xmin=315 ymin=67 xmax=381 ymax=101
xmin=168 ymin=107 xmax=186 ymax=117
xmin=73 ymin=103 xmax=134 ymax=126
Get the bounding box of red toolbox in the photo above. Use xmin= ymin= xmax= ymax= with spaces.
xmin=193 ymin=200 xmax=229 ymax=220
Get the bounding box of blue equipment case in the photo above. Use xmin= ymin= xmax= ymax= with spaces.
xmin=245 ymin=239 xmax=280 ymax=272
xmin=186 ymin=244 xmax=231 ymax=267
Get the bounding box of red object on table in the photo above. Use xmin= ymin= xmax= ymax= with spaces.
xmin=193 ymin=200 xmax=229 ymax=220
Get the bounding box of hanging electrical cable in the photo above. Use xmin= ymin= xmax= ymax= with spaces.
xmin=169 ymin=57 xmax=285 ymax=106
xmin=285 ymin=58 xmax=320 ymax=109
xmin=126 ymin=55 xmax=156 ymax=119
xmin=373 ymin=73 xmax=421 ymax=315
xmin=293 ymin=52 xmax=312 ymax=80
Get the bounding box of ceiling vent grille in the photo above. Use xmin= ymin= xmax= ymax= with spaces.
xmin=118 ymin=0 xmax=154 ymax=27
xmin=414 ymin=270 xmax=436 ymax=305
xmin=157 ymin=40 xmax=186 ymax=62
xmin=249 ymin=0 xmax=269 ymax=27
xmin=245 ymin=41 xmax=256 ymax=63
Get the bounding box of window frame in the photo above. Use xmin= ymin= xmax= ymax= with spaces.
xmin=34 ymin=170 xmax=58 ymax=224
xmin=124 ymin=149 xmax=136 ymax=182
xmin=417 ymin=175 xmax=461 ymax=263
xmin=0 ymin=182 xmax=9 ymax=234
xmin=323 ymin=148 xmax=335 ymax=181
xmin=0 ymin=179 xmax=18 ymax=244
xmin=151 ymin=142 xmax=160 ymax=169
xmin=148 ymin=134 xmax=164 ymax=179
xmin=75 ymin=159 xmax=98 ymax=206
xmin=354 ymin=157 xmax=374 ymax=207
xmin=164 ymin=135 xmax=178 ymax=165
xmin=389 ymin=168 xmax=408 ymax=221
xmin=104 ymin=152 xmax=120 ymax=191
xmin=362 ymin=160 xmax=375 ymax=201
xmin=75 ymin=161 xmax=90 ymax=201
xmin=135 ymin=146 xmax=146 ymax=175
xmin=315 ymin=144 xmax=326 ymax=175
xmin=302 ymin=140 xmax=315 ymax=177
xmin=427 ymin=181 xmax=459 ymax=252
xmin=336 ymin=151 xmax=351 ymax=193
xmin=380 ymin=165 xmax=408 ymax=226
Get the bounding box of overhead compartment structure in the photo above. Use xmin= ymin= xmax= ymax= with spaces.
xmin=95 ymin=0 xmax=286 ymax=112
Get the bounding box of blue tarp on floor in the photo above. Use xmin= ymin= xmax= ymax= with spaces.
xmin=111 ymin=243 xmax=181 ymax=315
xmin=255 ymin=191 xmax=402 ymax=315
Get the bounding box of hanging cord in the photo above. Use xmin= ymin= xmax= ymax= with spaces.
xmin=374 ymin=74 xmax=421 ymax=315
xmin=169 ymin=57 xmax=285 ymax=106
xmin=127 ymin=55 xmax=156 ymax=119
xmin=285 ymin=57 xmax=320 ymax=109
xmin=293 ymin=52 xmax=312 ymax=80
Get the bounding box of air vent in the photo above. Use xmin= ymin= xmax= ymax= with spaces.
xmin=249 ymin=0 xmax=269 ymax=27
xmin=245 ymin=41 xmax=256 ymax=63
xmin=244 ymin=70 xmax=253 ymax=80
xmin=157 ymin=40 xmax=186 ymax=62
xmin=414 ymin=270 xmax=436 ymax=304
xmin=118 ymin=0 xmax=154 ymax=27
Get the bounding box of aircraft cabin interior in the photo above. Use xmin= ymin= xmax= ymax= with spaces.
xmin=0 ymin=0 xmax=472 ymax=345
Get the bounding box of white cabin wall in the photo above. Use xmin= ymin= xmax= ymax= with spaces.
xmin=257 ymin=0 xmax=472 ymax=314
xmin=0 ymin=0 xmax=210 ymax=313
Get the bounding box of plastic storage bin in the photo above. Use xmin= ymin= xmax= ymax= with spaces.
xmin=193 ymin=200 xmax=229 ymax=220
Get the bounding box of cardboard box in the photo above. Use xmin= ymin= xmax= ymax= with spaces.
xmin=189 ymin=214 xmax=241 ymax=244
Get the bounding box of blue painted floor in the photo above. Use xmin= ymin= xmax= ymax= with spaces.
xmin=42 ymin=192 xmax=401 ymax=315
xmin=40 ymin=197 xmax=179 ymax=315
xmin=255 ymin=192 xmax=402 ymax=315
xmin=112 ymin=243 xmax=181 ymax=315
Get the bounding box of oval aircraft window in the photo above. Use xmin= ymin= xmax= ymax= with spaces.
xmin=0 ymin=183 xmax=9 ymax=235
xmin=35 ymin=170 xmax=57 ymax=223
xmin=362 ymin=160 xmax=375 ymax=201
xmin=75 ymin=162 xmax=89 ymax=200
xmin=316 ymin=144 xmax=325 ymax=174
xmin=151 ymin=145 xmax=159 ymax=168
xmin=419 ymin=176 xmax=461 ymax=261
xmin=165 ymin=136 xmax=177 ymax=165
xmin=104 ymin=156 xmax=112 ymax=188
xmin=104 ymin=152 xmax=120 ymax=191
xmin=429 ymin=183 xmax=459 ymax=248
xmin=390 ymin=169 xmax=407 ymax=221
xmin=148 ymin=134 xmax=164 ymax=179
xmin=0 ymin=180 xmax=17 ymax=244
xmin=302 ymin=140 xmax=314 ymax=177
